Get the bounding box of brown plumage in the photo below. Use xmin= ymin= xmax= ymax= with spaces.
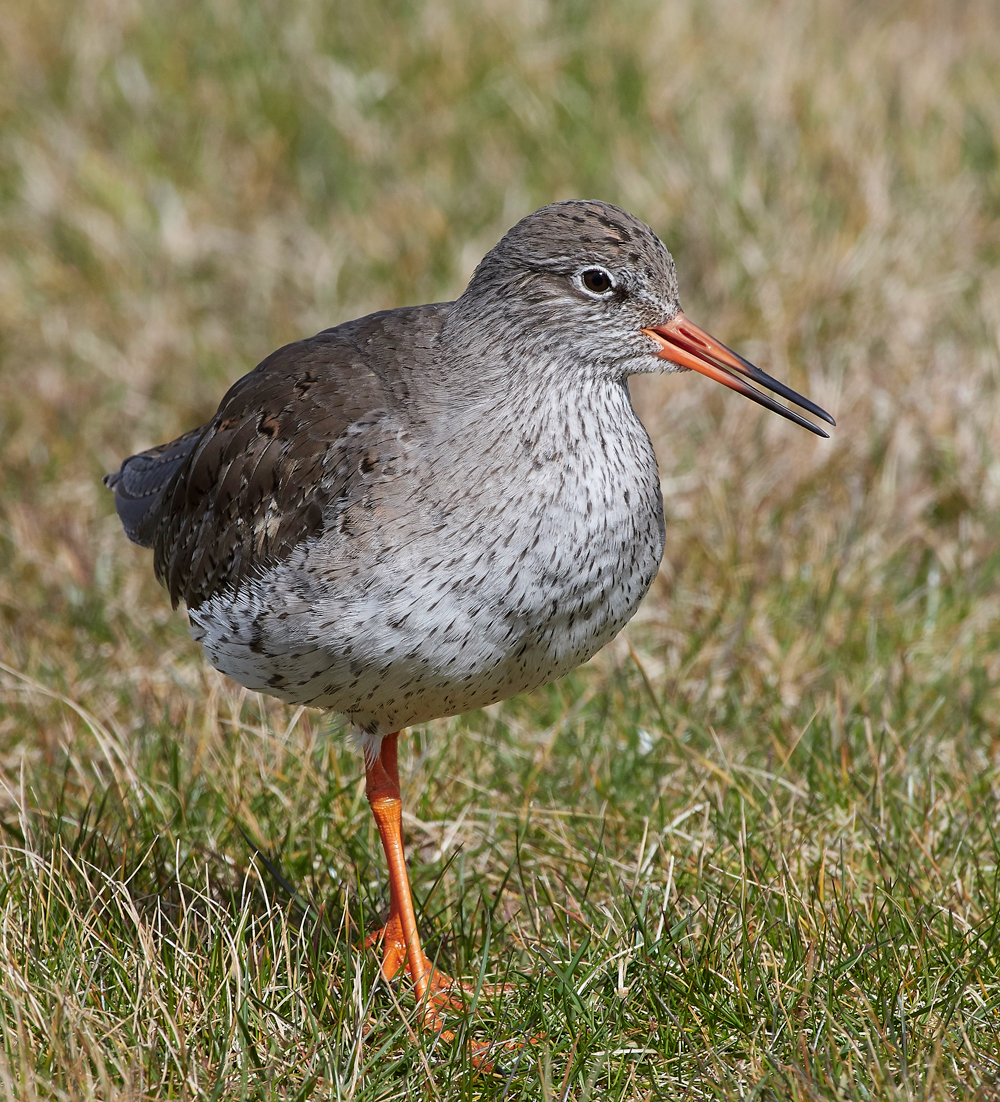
xmin=107 ymin=307 xmax=440 ymax=610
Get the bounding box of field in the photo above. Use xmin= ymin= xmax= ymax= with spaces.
xmin=2 ymin=0 xmax=1000 ymax=1097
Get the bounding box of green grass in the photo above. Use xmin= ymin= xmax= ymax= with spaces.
xmin=2 ymin=0 xmax=1000 ymax=1097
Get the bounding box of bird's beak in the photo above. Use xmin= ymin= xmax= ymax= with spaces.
xmin=642 ymin=313 xmax=835 ymax=437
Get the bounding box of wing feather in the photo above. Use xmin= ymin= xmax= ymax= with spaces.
xmin=105 ymin=306 xmax=439 ymax=609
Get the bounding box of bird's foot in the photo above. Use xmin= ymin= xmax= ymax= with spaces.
xmin=364 ymin=916 xmax=531 ymax=1073
xmin=365 ymin=913 xmax=513 ymax=1002
xmin=363 ymin=912 xmax=443 ymax=984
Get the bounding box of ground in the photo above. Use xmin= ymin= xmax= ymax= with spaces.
xmin=1 ymin=0 xmax=999 ymax=1097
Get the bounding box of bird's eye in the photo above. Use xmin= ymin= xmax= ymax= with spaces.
xmin=580 ymin=268 xmax=614 ymax=295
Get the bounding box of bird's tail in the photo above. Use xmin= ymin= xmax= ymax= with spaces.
xmin=104 ymin=428 xmax=202 ymax=547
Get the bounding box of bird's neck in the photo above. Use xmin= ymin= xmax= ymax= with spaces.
xmin=418 ymin=361 xmax=644 ymax=474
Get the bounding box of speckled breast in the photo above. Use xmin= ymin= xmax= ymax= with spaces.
xmin=189 ymin=383 xmax=665 ymax=735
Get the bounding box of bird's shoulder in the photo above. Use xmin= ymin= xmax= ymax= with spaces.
xmin=108 ymin=303 xmax=447 ymax=609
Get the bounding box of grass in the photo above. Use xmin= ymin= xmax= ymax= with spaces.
xmin=2 ymin=0 xmax=1000 ymax=1096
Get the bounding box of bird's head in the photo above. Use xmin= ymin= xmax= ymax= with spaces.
xmin=451 ymin=199 xmax=833 ymax=437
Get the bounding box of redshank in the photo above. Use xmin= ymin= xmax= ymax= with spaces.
xmin=106 ymin=199 xmax=833 ymax=1037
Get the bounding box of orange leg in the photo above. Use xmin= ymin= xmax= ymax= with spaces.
xmin=363 ymin=731 xmax=525 ymax=1067
xmin=364 ymin=732 xmax=458 ymax=1018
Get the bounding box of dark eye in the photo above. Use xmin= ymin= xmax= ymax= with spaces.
xmin=581 ymin=268 xmax=613 ymax=294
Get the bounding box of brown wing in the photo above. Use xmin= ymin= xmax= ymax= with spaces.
xmin=106 ymin=307 xmax=435 ymax=609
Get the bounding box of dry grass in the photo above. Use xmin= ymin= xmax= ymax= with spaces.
xmin=2 ymin=0 xmax=1000 ymax=1097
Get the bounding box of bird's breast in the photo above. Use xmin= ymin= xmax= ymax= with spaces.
xmin=188 ymin=380 xmax=665 ymax=731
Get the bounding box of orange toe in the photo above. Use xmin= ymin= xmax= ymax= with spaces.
xmin=364 ymin=910 xmax=409 ymax=981
xmin=364 ymin=913 xmax=461 ymax=1000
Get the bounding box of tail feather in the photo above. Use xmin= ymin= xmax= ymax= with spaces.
xmin=104 ymin=428 xmax=203 ymax=547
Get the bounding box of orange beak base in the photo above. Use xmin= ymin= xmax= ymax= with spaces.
xmin=642 ymin=314 xmax=835 ymax=437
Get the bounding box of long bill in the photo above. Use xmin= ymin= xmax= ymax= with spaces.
xmin=642 ymin=313 xmax=835 ymax=438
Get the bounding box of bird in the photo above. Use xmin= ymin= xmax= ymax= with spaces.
xmin=105 ymin=199 xmax=833 ymax=1042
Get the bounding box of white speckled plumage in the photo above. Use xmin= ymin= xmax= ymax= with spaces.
xmin=189 ymin=368 xmax=664 ymax=742
xmin=107 ymin=200 xmax=831 ymax=761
